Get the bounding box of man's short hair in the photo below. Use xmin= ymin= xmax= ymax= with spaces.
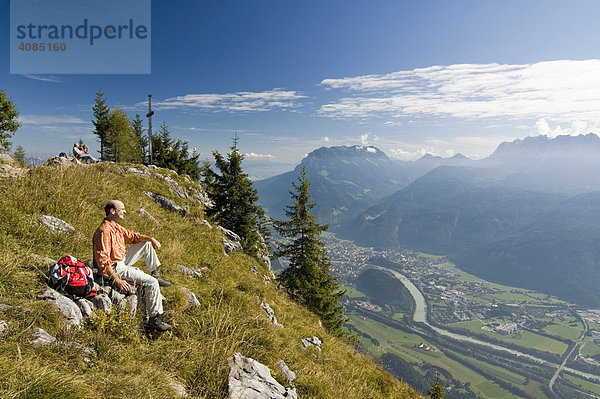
xmin=104 ymin=202 xmax=116 ymax=216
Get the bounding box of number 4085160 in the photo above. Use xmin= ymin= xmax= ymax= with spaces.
xmin=19 ymin=42 xmax=67 ymax=51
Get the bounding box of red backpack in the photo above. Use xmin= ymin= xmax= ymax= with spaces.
xmin=49 ymin=255 xmax=97 ymax=298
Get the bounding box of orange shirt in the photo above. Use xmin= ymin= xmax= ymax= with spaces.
xmin=92 ymin=219 xmax=141 ymax=274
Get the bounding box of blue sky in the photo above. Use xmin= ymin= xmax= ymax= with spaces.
xmin=3 ymin=0 xmax=600 ymax=178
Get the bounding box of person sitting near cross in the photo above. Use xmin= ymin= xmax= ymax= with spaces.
xmin=92 ymin=199 xmax=172 ymax=332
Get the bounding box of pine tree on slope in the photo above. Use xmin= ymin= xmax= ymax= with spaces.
xmin=428 ymin=377 xmax=445 ymax=399
xmin=203 ymin=138 xmax=267 ymax=258
xmin=273 ymin=166 xmax=346 ymax=335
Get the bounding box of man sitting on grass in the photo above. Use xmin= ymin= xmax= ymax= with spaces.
xmin=92 ymin=199 xmax=172 ymax=332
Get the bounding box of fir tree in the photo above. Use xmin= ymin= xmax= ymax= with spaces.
xmin=273 ymin=166 xmax=346 ymax=335
xmin=13 ymin=145 xmax=26 ymax=167
xmin=131 ymin=114 xmax=148 ymax=163
xmin=204 ymin=137 xmax=267 ymax=258
xmin=151 ymin=122 xmax=201 ymax=179
xmin=428 ymin=377 xmax=445 ymax=399
xmin=92 ymin=89 xmax=110 ymax=160
xmin=0 ymin=90 xmax=21 ymax=153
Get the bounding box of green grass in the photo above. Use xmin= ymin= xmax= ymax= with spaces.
xmin=449 ymin=320 xmax=568 ymax=355
xmin=448 ymin=350 xmax=526 ymax=386
xmin=341 ymin=285 xmax=367 ymax=299
xmin=563 ymin=373 xmax=600 ymax=396
xmin=581 ymin=337 xmax=600 ymax=357
xmin=0 ymin=163 xmax=423 ymax=399
xmin=543 ymin=318 xmax=584 ymax=340
xmin=587 ymin=321 xmax=600 ymax=331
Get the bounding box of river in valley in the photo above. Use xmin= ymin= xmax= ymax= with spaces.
xmin=378 ymin=266 xmax=600 ymax=383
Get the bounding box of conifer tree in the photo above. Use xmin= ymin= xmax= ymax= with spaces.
xmin=428 ymin=377 xmax=445 ymax=399
xmin=131 ymin=113 xmax=148 ymax=163
xmin=92 ymin=89 xmax=110 ymax=160
xmin=273 ymin=166 xmax=346 ymax=335
xmin=151 ymin=122 xmax=201 ymax=179
xmin=204 ymin=137 xmax=267 ymax=258
xmin=13 ymin=145 xmax=26 ymax=167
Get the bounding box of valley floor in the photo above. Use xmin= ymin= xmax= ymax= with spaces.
xmin=325 ymin=236 xmax=600 ymax=399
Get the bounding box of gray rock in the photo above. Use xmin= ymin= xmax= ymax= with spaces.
xmin=222 ymin=237 xmax=243 ymax=253
xmin=275 ymin=360 xmax=296 ymax=385
xmin=217 ymin=225 xmax=241 ymax=242
xmin=31 ymin=327 xmax=57 ymax=346
xmin=154 ymin=173 xmax=188 ymax=199
xmin=122 ymin=294 xmax=138 ymax=316
xmin=301 ymin=336 xmax=322 ymax=351
xmin=201 ymin=219 xmax=213 ymax=229
xmin=250 ymin=266 xmax=258 ymax=274
xmin=89 ymin=293 xmax=112 ymax=314
xmin=127 ymin=167 xmax=149 ymax=175
xmin=261 ymin=302 xmax=283 ymax=328
xmin=178 ymin=265 xmax=204 ymax=279
xmin=183 ymin=288 xmax=201 ymax=307
xmin=191 ymin=188 xmax=213 ymax=208
xmin=228 ymin=353 xmax=297 ymax=399
xmin=170 ymin=380 xmax=189 ymax=398
xmin=75 ymin=298 xmax=93 ymax=318
xmin=145 ymin=192 xmax=188 ymax=216
xmin=0 ymin=153 xmax=14 ymax=164
xmin=44 ymin=156 xmax=77 ymax=168
xmin=0 ymin=164 xmax=20 ymax=178
xmin=110 ymin=288 xmax=126 ymax=305
xmin=37 ymin=288 xmax=83 ymax=327
xmin=0 ymin=320 xmax=8 ymax=336
xmin=40 ymin=215 xmax=75 ymax=233
xmin=257 ymin=234 xmax=272 ymax=270
xmin=138 ymin=207 xmax=158 ymax=223
xmin=31 ymin=254 xmax=56 ymax=264
xmin=263 ymin=275 xmax=271 ymax=284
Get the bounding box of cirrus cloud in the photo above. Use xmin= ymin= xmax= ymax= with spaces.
xmin=147 ymin=89 xmax=306 ymax=112
xmin=318 ymin=60 xmax=600 ymax=123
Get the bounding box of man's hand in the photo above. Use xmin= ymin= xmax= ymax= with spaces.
xmin=150 ymin=237 xmax=161 ymax=250
xmin=114 ymin=277 xmax=131 ymax=293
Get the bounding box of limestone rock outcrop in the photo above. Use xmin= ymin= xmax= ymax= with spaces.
xmin=40 ymin=215 xmax=75 ymax=234
xmin=37 ymin=288 xmax=83 ymax=327
xmin=228 ymin=353 xmax=297 ymax=399
xmin=261 ymin=302 xmax=283 ymax=328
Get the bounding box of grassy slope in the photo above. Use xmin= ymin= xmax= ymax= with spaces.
xmin=0 ymin=162 xmax=423 ymax=399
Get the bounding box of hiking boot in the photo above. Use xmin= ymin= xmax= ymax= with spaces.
xmin=146 ymin=314 xmax=172 ymax=332
xmin=151 ymin=269 xmax=172 ymax=287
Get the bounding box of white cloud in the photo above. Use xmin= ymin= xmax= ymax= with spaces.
xmin=322 ymin=136 xmax=330 ymax=142
xmin=22 ymin=75 xmax=62 ymax=83
xmin=366 ymin=147 xmax=377 ymax=153
xmin=146 ymin=89 xmax=306 ymax=112
xmin=360 ymin=133 xmax=369 ymax=145
xmin=535 ymin=118 xmax=551 ymax=135
xmin=243 ymin=152 xmax=275 ymax=160
xmin=389 ymin=147 xmax=437 ymax=160
xmin=318 ymin=60 xmax=600 ymax=124
xmin=534 ymin=118 xmax=600 ymax=138
xmin=20 ymin=115 xmax=89 ymax=125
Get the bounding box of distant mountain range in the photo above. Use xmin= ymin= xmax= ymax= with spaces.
xmin=255 ymin=144 xmax=474 ymax=226
xmin=257 ymin=134 xmax=600 ymax=307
